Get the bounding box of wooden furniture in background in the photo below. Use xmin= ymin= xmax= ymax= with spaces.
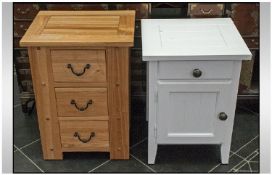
xmin=20 ymin=10 xmax=135 ymax=159
xmin=142 ymin=18 xmax=252 ymax=164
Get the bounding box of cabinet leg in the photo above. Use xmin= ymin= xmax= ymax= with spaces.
xmin=220 ymin=143 xmax=231 ymax=164
xmin=148 ymin=139 xmax=157 ymax=164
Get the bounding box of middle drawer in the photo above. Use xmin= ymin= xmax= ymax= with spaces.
xmin=55 ymin=88 xmax=108 ymax=117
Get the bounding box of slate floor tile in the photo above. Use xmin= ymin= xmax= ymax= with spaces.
xmin=237 ymin=100 xmax=260 ymax=114
xmin=21 ymin=140 xmax=109 ymax=173
xmin=13 ymin=74 xmax=21 ymax=106
xmin=93 ymin=156 xmax=153 ymax=173
xmin=14 ymin=151 xmax=41 ymax=173
xmin=130 ymin=118 xmax=148 ymax=146
xmin=131 ymin=140 xmax=222 ymax=173
xmin=235 ymin=137 xmax=259 ymax=160
xmin=230 ymin=110 xmax=259 ymax=152
xmin=13 ymin=107 xmax=40 ymax=148
xmin=209 ymin=154 xmax=244 ymax=173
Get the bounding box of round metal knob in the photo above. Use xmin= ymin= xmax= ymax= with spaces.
xmin=193 ymin=69 xmax=202 ymax=78
xmin=218 ymin=112 xmax=228 ymax=121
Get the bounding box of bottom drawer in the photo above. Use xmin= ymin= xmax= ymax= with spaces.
xmin=59 ymin=120 xmax=109 ymax=152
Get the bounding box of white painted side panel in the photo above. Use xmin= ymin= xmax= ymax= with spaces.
xmin=147 ymin=61 xmax=158 ymax=164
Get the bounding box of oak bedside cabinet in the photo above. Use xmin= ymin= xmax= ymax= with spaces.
xmin=141 ymin=18 xmax=251 ymax=164
xmin=20 ymin=11 xmax=135 ymax=160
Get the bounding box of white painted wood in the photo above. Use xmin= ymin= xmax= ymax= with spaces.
xmin=147 ymin=62 xmax=158 ymax=164
xmin=219 ymin=60 xmax=242 ymax=164
xmin=157 ymin=80 xmax=232 ymax=144
xmin=141 ymin=18 xmax=252 ymax=60
xmin=158 ymin=61 xmax=234 ymax=80
xmin=142 ymin=19 xmax=251 ymax=165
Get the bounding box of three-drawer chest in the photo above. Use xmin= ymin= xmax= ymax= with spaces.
xmin=20 ymin=11 xmax=135 ymax=160
xmin=141 ymin=19 xmax=252 ymax=164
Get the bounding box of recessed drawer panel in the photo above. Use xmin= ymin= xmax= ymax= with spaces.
xmin=60 ymin=120 xmax=109 ymax=152
xmin=55 ymin=88 xmax=108 ymax=117
xmin=51 ymin=49 xmax=106 ymax=83
xmin=158 ymin=61 xmax=234 ymax=80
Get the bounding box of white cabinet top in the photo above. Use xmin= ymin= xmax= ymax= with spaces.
xmin=141 ymin=18 xmax=252 ymax=61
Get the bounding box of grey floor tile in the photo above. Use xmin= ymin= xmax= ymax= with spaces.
xmin=13 ymin=107 xmax=40 ymax=148
xmin=233 ymin=161 xmax=259 ymax=173
xmin=131 ymin=140 xmax=222 ymax=173
xmin=209 ymin=154 xmax=244 ymax=173
xmin=230 ymin=109 xmax=259 ymax=152
xmin=14 ymin=151 xmax=41 ymax=173
xmin=13 ymin=74 xmax=21 ymax=106
xmin=130 ymin=119 xmax=147 ymax=146
xmin=235 ymin=137 xmax=259 ymax=159
xmin=237 ymin=100 xmax=259 ymax=114
xmin=21 ymin=140 xmax=109 ymax=173
xmin=93 ymin=156 xmax=153 ymax=173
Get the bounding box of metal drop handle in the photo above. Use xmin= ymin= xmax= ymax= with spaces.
xmin=218 ymin=112 xmax=228 ymax=121
xmin=70 ymin=99 xmax=93 ymax=111
xmin=74 ymin=132 xmax=95 ymax=143
xmin=200 ymin=9 xmax=213 ymax=15
xmin=67 ymin=64 xmax=91 ymax=76
xmin=193 ymin=69 xmax=202 ymax=78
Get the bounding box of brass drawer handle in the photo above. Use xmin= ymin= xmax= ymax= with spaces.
xmin=193 ymin=69 xmax=202 ymax=78
xmin=70 ymin=99 xmax=93 ymax=111
xmin=200 ymin=8 xmax=213 ymax=15
xmin=67 ymin=64 xmax=91 ymax=76
xmin=74 ymin=132 xmax=95 ymax=143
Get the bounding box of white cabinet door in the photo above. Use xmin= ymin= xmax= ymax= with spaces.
xmin=157 ymin=81 xmax=232 ymax=144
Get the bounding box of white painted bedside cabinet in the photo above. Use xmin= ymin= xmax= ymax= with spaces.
xmin=141 ymin=18 xmax=251 ymax=164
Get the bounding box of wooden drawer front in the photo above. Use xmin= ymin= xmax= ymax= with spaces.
xmin=158 ymin=61 xmax=233 ymax=80
xmin=188 ymin=3 xmax=224 ymax=18
xmin=51 ymin=50 xmax=106 ymax=83
xmin=60 ymin=120 xmax=109 ymax=152
xmin=46 ymin=4 xmax=109 ymax=10
xmin=55 ymin=88 xmax=108 ymax=117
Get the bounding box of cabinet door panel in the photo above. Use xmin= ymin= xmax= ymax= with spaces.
xmin=157 ymin=81 xmax=231 ymax=144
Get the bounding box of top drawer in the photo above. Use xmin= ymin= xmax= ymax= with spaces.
xmin=158 ymin=61 xmax=234 ymax=80
xmin=51 ymin=49 xmax=106 ymax=83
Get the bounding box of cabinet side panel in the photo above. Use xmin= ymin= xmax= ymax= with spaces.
xmin=28 ymin=47 xmax=62 ymax=159
xmin=107 ymin=47 xmax=129 ymax=159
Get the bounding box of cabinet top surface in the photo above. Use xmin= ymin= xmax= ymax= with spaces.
xmin=20 ymin=11 xmax=135 ymax=47
xmin=141 ymin=18 xmax=252 ymax=61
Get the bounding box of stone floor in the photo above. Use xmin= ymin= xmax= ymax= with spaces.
xmin=13 ymin=75 xmax=259 ymax=173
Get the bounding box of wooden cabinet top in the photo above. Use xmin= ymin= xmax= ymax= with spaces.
xmin=141 ymin=18 xmax=252 ymax=61
xmin=20 ymin=11 xmax=135 ymax=47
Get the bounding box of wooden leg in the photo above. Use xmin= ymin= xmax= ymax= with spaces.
xmin=220 ymin=143 xmax=231 ymax=164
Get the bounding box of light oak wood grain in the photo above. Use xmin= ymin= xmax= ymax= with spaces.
xmin=28 ymin=47 xmax=63 ymax=160
xmin=51 ymin=49 xmax=107 ymax=83
xmin=107 ymin=47 xmax=130 ymax=159
xmin=59 ymin=120 xmax=109 ymax=152
xmin=20 ymin=11 xmax=135 ymax=47
xmin=21 ymin=11 xmax=135 ymax=160
xmin=55 ymin=88 xmax=108 ymax=117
